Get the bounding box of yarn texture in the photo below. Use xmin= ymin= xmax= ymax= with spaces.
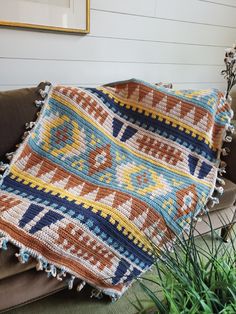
xmin=0 ymin=79 xmax=233 ymax=299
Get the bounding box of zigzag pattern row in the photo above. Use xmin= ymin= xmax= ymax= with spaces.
xmin=0 ymin=79 xmax=232 ymax=299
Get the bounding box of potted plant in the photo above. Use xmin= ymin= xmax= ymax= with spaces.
xmin=132 ymin=218 xmax=235 ymax=313
xmin=132 ymin=45 xmax=236 ymax=314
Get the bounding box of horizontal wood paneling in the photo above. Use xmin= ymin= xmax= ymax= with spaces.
xmin=0 ymin=29 xmax=225 ymax=65
xmin=155 ymin=0 xmax=236 ymax=27
xmin=199 ymin=0 xmax=236 ymax=7
xmin=90 ymin=0 xmax=156 ymax=17
xmin=0 ymin=0 xmax=234 ymax=93
xmin=90 ymin=10 xmax=236 ymax=47
xmin=0 ymin=59 xmax=224 ymax=85
xmin=91 ymin=0 xmax=236 ymax=27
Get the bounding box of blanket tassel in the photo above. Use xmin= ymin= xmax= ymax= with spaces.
xmin=216 ymin=177 xmax=225 ymax=185
xmin=25 ymin=121 xmax=36 ymax=130
xmin=35 ymin=100 xmax=45 ymax=108
xmin=15 ymin=248 xmax=30 ymax=264
xmin=193 ymin=216 xmax=202 ymax=222
xmin=77 ymin=280 xmax=86 ymax=292
xmin=209 ymin=196 xmax=220 ymax=208
xmin=218 ymin=161 xmax=227 ymax=176
xmin=68 ymin=275 xmax=75 ymax=290
xmin=45 ymin=264 xmax=57 ymax=278
xmin=0 ymin=163 xmax=10 ymax=186
xmin=0 ymin=162 xmax=9 ymax=172
xmin=215 ymin=186 xmax=224 ymax=195
xmin=57 ymin=268 xmax=67 ymax=281
xmin=221 ymin=147 xmax=230 ymax=156
xmin=5 ymin=152 xmax=15 ymax=161
xmin=224 ymin=135 xmax=232 ymax=143
xmin=35 ymin=82 xmax=51 ymax=107
xmin=21 ymin=131 xmax=31 ymax=141
xmin=226 ymin=123 xmax=235 ymax=134
xmin=203 ymin=206 xmax=210 ymax=214
xmin=90 ymin=288 xmax=103 ymax=299
xmin=36 ymin=257 xmax=48 ymax=271
xmin=0 ymin=237 xmax=8 ymax=250
xmin=38 ymin=82 xmax=51 ymax=99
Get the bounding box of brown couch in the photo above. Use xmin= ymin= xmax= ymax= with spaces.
xmin=0 ymin=84 xmax=235 ymax=313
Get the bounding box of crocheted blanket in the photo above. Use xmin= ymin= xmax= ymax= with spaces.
xmin=0 ymin=79 xmax=233 ymax=299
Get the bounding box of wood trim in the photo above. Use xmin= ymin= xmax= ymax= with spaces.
xmin=0 ymin=0 xmax=90 ymax=34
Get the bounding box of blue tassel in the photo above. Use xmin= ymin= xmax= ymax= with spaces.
xmin=0 ymin=237 xmax=8 ymax=250
xmin=36 ymin=258 xmax=48 ymax=271
xmin=46 ymin=264 xmax=57 ymax=278
xmin=15 ymin=248 xmax=30 ymax=264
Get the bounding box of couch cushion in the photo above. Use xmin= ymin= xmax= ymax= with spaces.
xmin=195 ymin=205 xmax=236 ymax=236
xmin=0 ymin=83 xmax=47 ymax=162
xmin=224 ymin=120 xmax=236 ymax=184
xmin=0 ymin=243 xmax=36 ymax=280
xmin=210 ymin=178 xmax=236 ymax=211
xmin=0 ymin=268 xmax=66 ymax=312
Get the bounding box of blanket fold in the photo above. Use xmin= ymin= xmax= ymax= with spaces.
xmin=0 ymin=79 xmax=233 ymax=299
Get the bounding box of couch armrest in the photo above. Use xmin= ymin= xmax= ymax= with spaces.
xmin=0 ymin=82 xmax=48 ymax=163
xmin=224 ymin=120 xmax=236 ymax=184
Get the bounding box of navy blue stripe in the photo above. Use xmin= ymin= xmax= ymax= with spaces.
xmin=89 ymin=88 xmax=217 ymax=161
xmin=2 ymin=176 xmax=154 ymax=268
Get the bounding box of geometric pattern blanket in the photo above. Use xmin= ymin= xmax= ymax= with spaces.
xmin=0 ymin=79 xmax=233 ymax=300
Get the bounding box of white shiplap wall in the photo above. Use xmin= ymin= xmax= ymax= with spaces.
xmin=0 ymin=0 xmax=236 ymax=91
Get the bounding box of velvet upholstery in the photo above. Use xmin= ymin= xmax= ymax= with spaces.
xmin=0 ymin=83 xmax=47 ymax=162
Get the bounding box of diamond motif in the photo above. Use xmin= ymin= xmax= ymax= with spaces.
xmin=88 ymin=144 xmax=112 ymax=176
xmin=175 ymin=184 xmax=197 ymax=220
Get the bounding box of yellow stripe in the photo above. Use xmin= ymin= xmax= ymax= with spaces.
xmin=52 ymin=92 xmax=212 ymax=188
xmin=10 ymin=166 xmax=152 ymax=252
xmin=99 ymin=87 xmax=216 ymax=148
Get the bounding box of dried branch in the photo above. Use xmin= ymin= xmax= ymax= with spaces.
xmin=221 ymin=44 xmax=236 ymax=100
